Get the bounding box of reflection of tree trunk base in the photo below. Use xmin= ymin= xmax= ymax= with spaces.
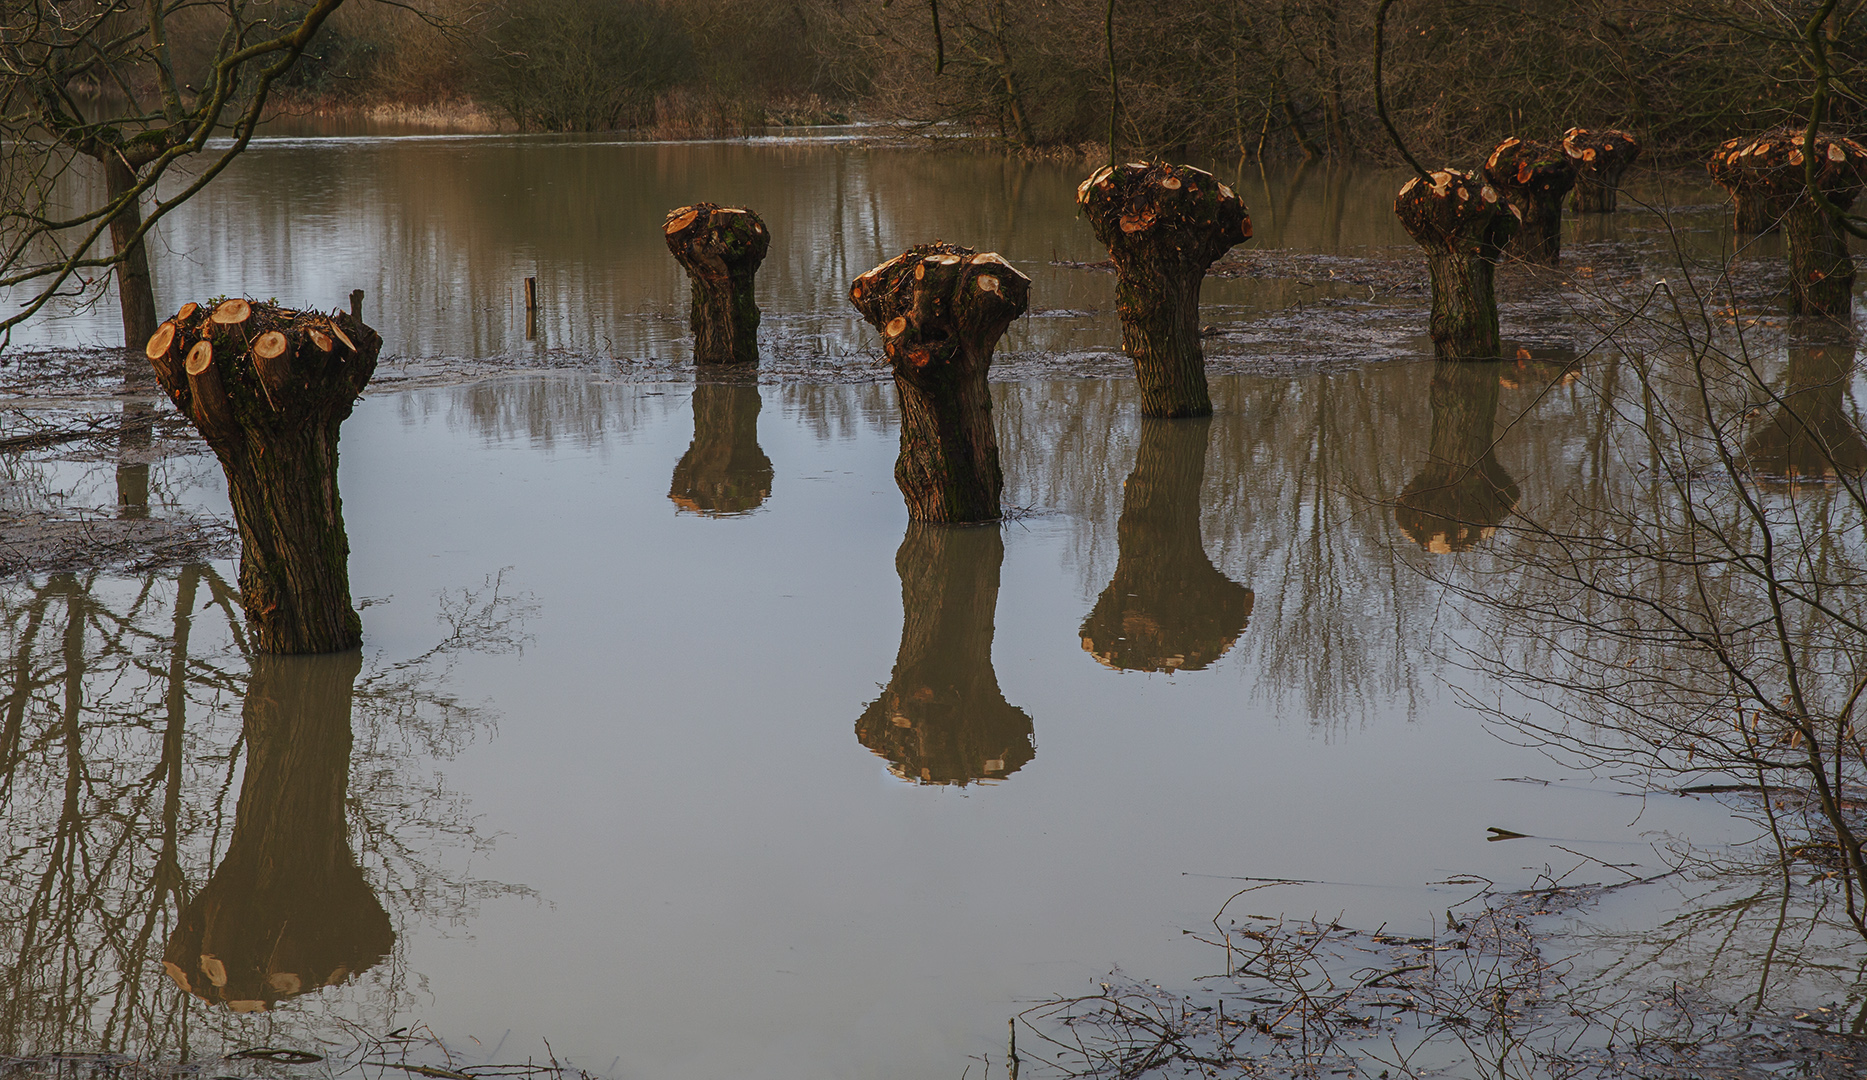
xmin=850 ymin=244 xmax=1031 ymax=522
xmin=856 ymin=523 xmax=1034 ymax=785
xmin=145 ymin=300 xmax=380 ymax=653
xmin=1396 ymin=361 xmax=1520 ymax=553
xmin=164 ymin=650 xmax=393 ymax=1010
xmin=669 ymin=380 xmax=773 ymax=515
xmin=1745 ymin=340 xmax=1867 ymax=482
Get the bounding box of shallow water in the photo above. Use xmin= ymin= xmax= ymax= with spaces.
xmin=1 ymin=135 xmax=1862 ymax=1077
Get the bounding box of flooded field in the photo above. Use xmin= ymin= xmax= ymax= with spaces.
xmin=3 ymin=136 xmax=1865 ymax=1078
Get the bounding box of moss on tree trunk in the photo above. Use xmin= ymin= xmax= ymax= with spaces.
xmin=1395 ymin=360 xmax=1519 ymax=553
xmin=1483 ymin=138 xmax=1576 ymax=265
xmin=144 ymin=299 xmax=379 ymax=654
xmin=669 ymin=376 xmax=773 ymax=515
xmin=1562 ymin=127 xmax=1641 ymax=213
xmin=855 ymin=522 xmax=1033 ymax=786
xmin=163 ymin=650 xmax=393 ymax=1010
xmin=1395 ymin=169 xmax=1518 ymax=362
xmin=1077 ymin=161 xmax=1253 ymax=417
xmin=850 ymin=243 xmax=1031 ymax=522
xmin=1079 ymin=416 xmax=1253 ymax=672
xmin=664 ymin=203 xmax=770 ymax=365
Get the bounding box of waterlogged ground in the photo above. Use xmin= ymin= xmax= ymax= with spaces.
xmin=3 ymin=136 xmax=1866 ymax=1079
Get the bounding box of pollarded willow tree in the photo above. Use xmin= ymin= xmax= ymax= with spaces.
xmin=0 ymin=0 xmax=357 ymax=348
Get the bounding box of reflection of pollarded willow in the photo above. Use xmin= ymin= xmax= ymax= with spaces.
xmin=669 ymin=380 xmax=773 ymax=516
xmin=996 ymin=375 xmax=1435 ymax=727
xmin=0 ymin=565 xmax=530 ymax=1059
xmin=1457 ymin=307 xmax=1867 ymax=935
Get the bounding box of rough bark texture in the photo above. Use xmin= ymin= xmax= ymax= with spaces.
xmin=1745 ymin=338 xmax=1867 ymax=484
xmin=1077 ymin=161 xmax=1253 ymax=417
xmin=1395 ymin=360 xmax=1520 ymax=553
xmin=1561 ymin=127 xmax=1642 ymax=213
xmin=145 ymin=300 xmax=381 ymax=653
xmin=1080 ymin=416 xmax=1253 ymax=672
xmin=1482 ymin=138 xmax=1576 ymax=265
xmin=664 ymin=203 xmax=770 ymax=365
xmin=1710 ymin=135 xmax=1782 ymax=234
xmin=1395 ymin=169 xmax=1518 ymax=362
xmin=669 ymin=377 xmax=773 ymax=515
xmin=1727 ymin=130 xmax=1867 ymax=320
xmin=856 ymin=523 xmax=1034 ymax=786
xmin=163 ymin=650 xmax=393 ymax=1011
xmin=850 ymin=243 xmax=1030 ymax=522
xmin=105 ymin=156 xmax=159 ymax=347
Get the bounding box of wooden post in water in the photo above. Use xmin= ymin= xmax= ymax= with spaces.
xmin=664 ymin=203 xmax=769 ymax=364
xmin=849 ymin=243 xmax=1030 ymax=523
xmin=1482 ymin=138 xmax=1576 ymax=264
xmin=1394 ymin=169 xmax=1517 ymax=362
xmin=524 ymin=276 xmax=538 ymax=341
xmin=1076 ymin=161 xmax=1252 ymax=417
xmin=144 ymin=298 xmax=380 ymax=654
xmin=349 ymin=289 xmax=364 ymax=323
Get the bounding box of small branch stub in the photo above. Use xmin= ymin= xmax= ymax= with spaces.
xmin=664 ymin=203 xmax=770 ymax=365
xmin=1482 ymin=138 xmax=1576 ymax=264
xmin=1395 ymin=169 xmax=1518 ymax=361
xmin=1561 ymin=127 xmax=1641 ymax=213
xmin=1722 ymin=129 xmax=1867 ymax=320
xmin=144 ymin=298 xmax=382 ymax=654
xmin=1077 ymin=161 xmax=1252 ymax=417
xmin=850 ymin=242 xmax=1031 ymax=522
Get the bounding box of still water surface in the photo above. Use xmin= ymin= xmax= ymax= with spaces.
xmin=0 ymin=134 xmax=1836 ymax=1077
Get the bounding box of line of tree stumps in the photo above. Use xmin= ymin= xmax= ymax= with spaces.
xmin=139 ymin=123 xmax=1861 ymax=655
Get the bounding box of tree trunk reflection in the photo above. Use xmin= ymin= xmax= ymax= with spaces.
xmin=1396 ymin=361 xmax=1520 ymax=553
xmin=669 ymin=377 xmax=773 ymax=516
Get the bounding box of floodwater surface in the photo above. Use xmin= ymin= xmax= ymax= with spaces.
xmin=1 ymin=135 xmax=1860 ymax=1078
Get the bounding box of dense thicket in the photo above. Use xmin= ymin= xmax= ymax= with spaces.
xmin=284 ymin=1 xmax=1859 ymax=162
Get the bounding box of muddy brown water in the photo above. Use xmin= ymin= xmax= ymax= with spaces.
xmin=0 ymin=135 xmax=1860 ymax=1077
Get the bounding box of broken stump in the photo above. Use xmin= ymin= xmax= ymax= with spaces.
xmin=1483 ymin=138 xmax=1576 ymax=264
xmin=1562 ymin=128 xmax=1641 ymax=213
xmin=856 ymin=523 xmax=1034 ymax=787
xmin=1077 ymin=161 xmax=1252 ymax=417
xmin=849 ymin=242 xmax=1031 ymax=522
xmin=664 ymin=203 xmax=770 ymax=364
xmin=144 ymin=298 xmax=380 ymax=654
xmin=1395 ymin=169 xmax=1518 ymax=361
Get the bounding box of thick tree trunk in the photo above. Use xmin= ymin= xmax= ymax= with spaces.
xmin=144 ymin=300 xmax=380 ymax=653
xmin=850 ymin=243 xmax=1031 ymax=522
xmin=1732 ymin=131 xmax=1867 ymax=320
xmin=1395 ymin=360 xmax=1520 ymax=553
xmin=1077 ymin=161 xmax=1253 ymax=417
xmin=664 ymin=203 xmax=770 ymax=365
xmin=669 ymin=376 xmax=773 ymax=515
xmin=1561 ymin=127 xmax=1641 ymax=213
xmin=855 ymin=522 xmax=1034 ymax=786
xmin=1395 ymin=169 xmax=1517 ymax=361
xmin=1079 ymin=416 xmax=1253 ymax=672
xmin=1710 ymin=136 xmax=1780 ymax=234
xmin=163 ymin=650 xmax=393 ymax=1010
xmin=1746 ymin=337 xmax=1867 ymax=483
xmin=1483 ymin=138 xmax=1576 ymax=265
xmin=104 ymin=156 xmax=159 ymax=348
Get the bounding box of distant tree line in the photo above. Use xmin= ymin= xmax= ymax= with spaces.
xmin=276 ymin=1 xmax=1861 ymax=163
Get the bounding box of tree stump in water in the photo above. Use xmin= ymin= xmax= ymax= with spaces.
xmin=144 ymin=299 xmax=380 ymax=654
xmin=1709 ymin=134 xmax=1783 ymax=234
xmin=856 ymin=523 xmax=1034 ymax=786
xmin=664 ymin=203 xmax=769 ymax=365
xmin=849 ymin=242 xmax=1031 ymax=522
xmin=1724 ymin=130 xmax=1867 ymax=320
xmin=1080 ymin=416 xmax=1253 ymax=672
xmin=1561 ymin=128 xmax=1641 ymax=213
xmin=1482 ymin=138 xmax=1576 ymax=264
xmin=1745 ymin=337 xmax=1867 ymax=484
xmin=1395 ymin=169 xmax=1518 ymax=361
xmin=669 ymin=376 xmax=773 ymax=515
xmin=1395 ymin=360 xmax=1520 ymax=553
xmin=1077 ymin=161 xmax=1252 ymax=417
xmin=163 ymin=651 xmax=393 ymax=1011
